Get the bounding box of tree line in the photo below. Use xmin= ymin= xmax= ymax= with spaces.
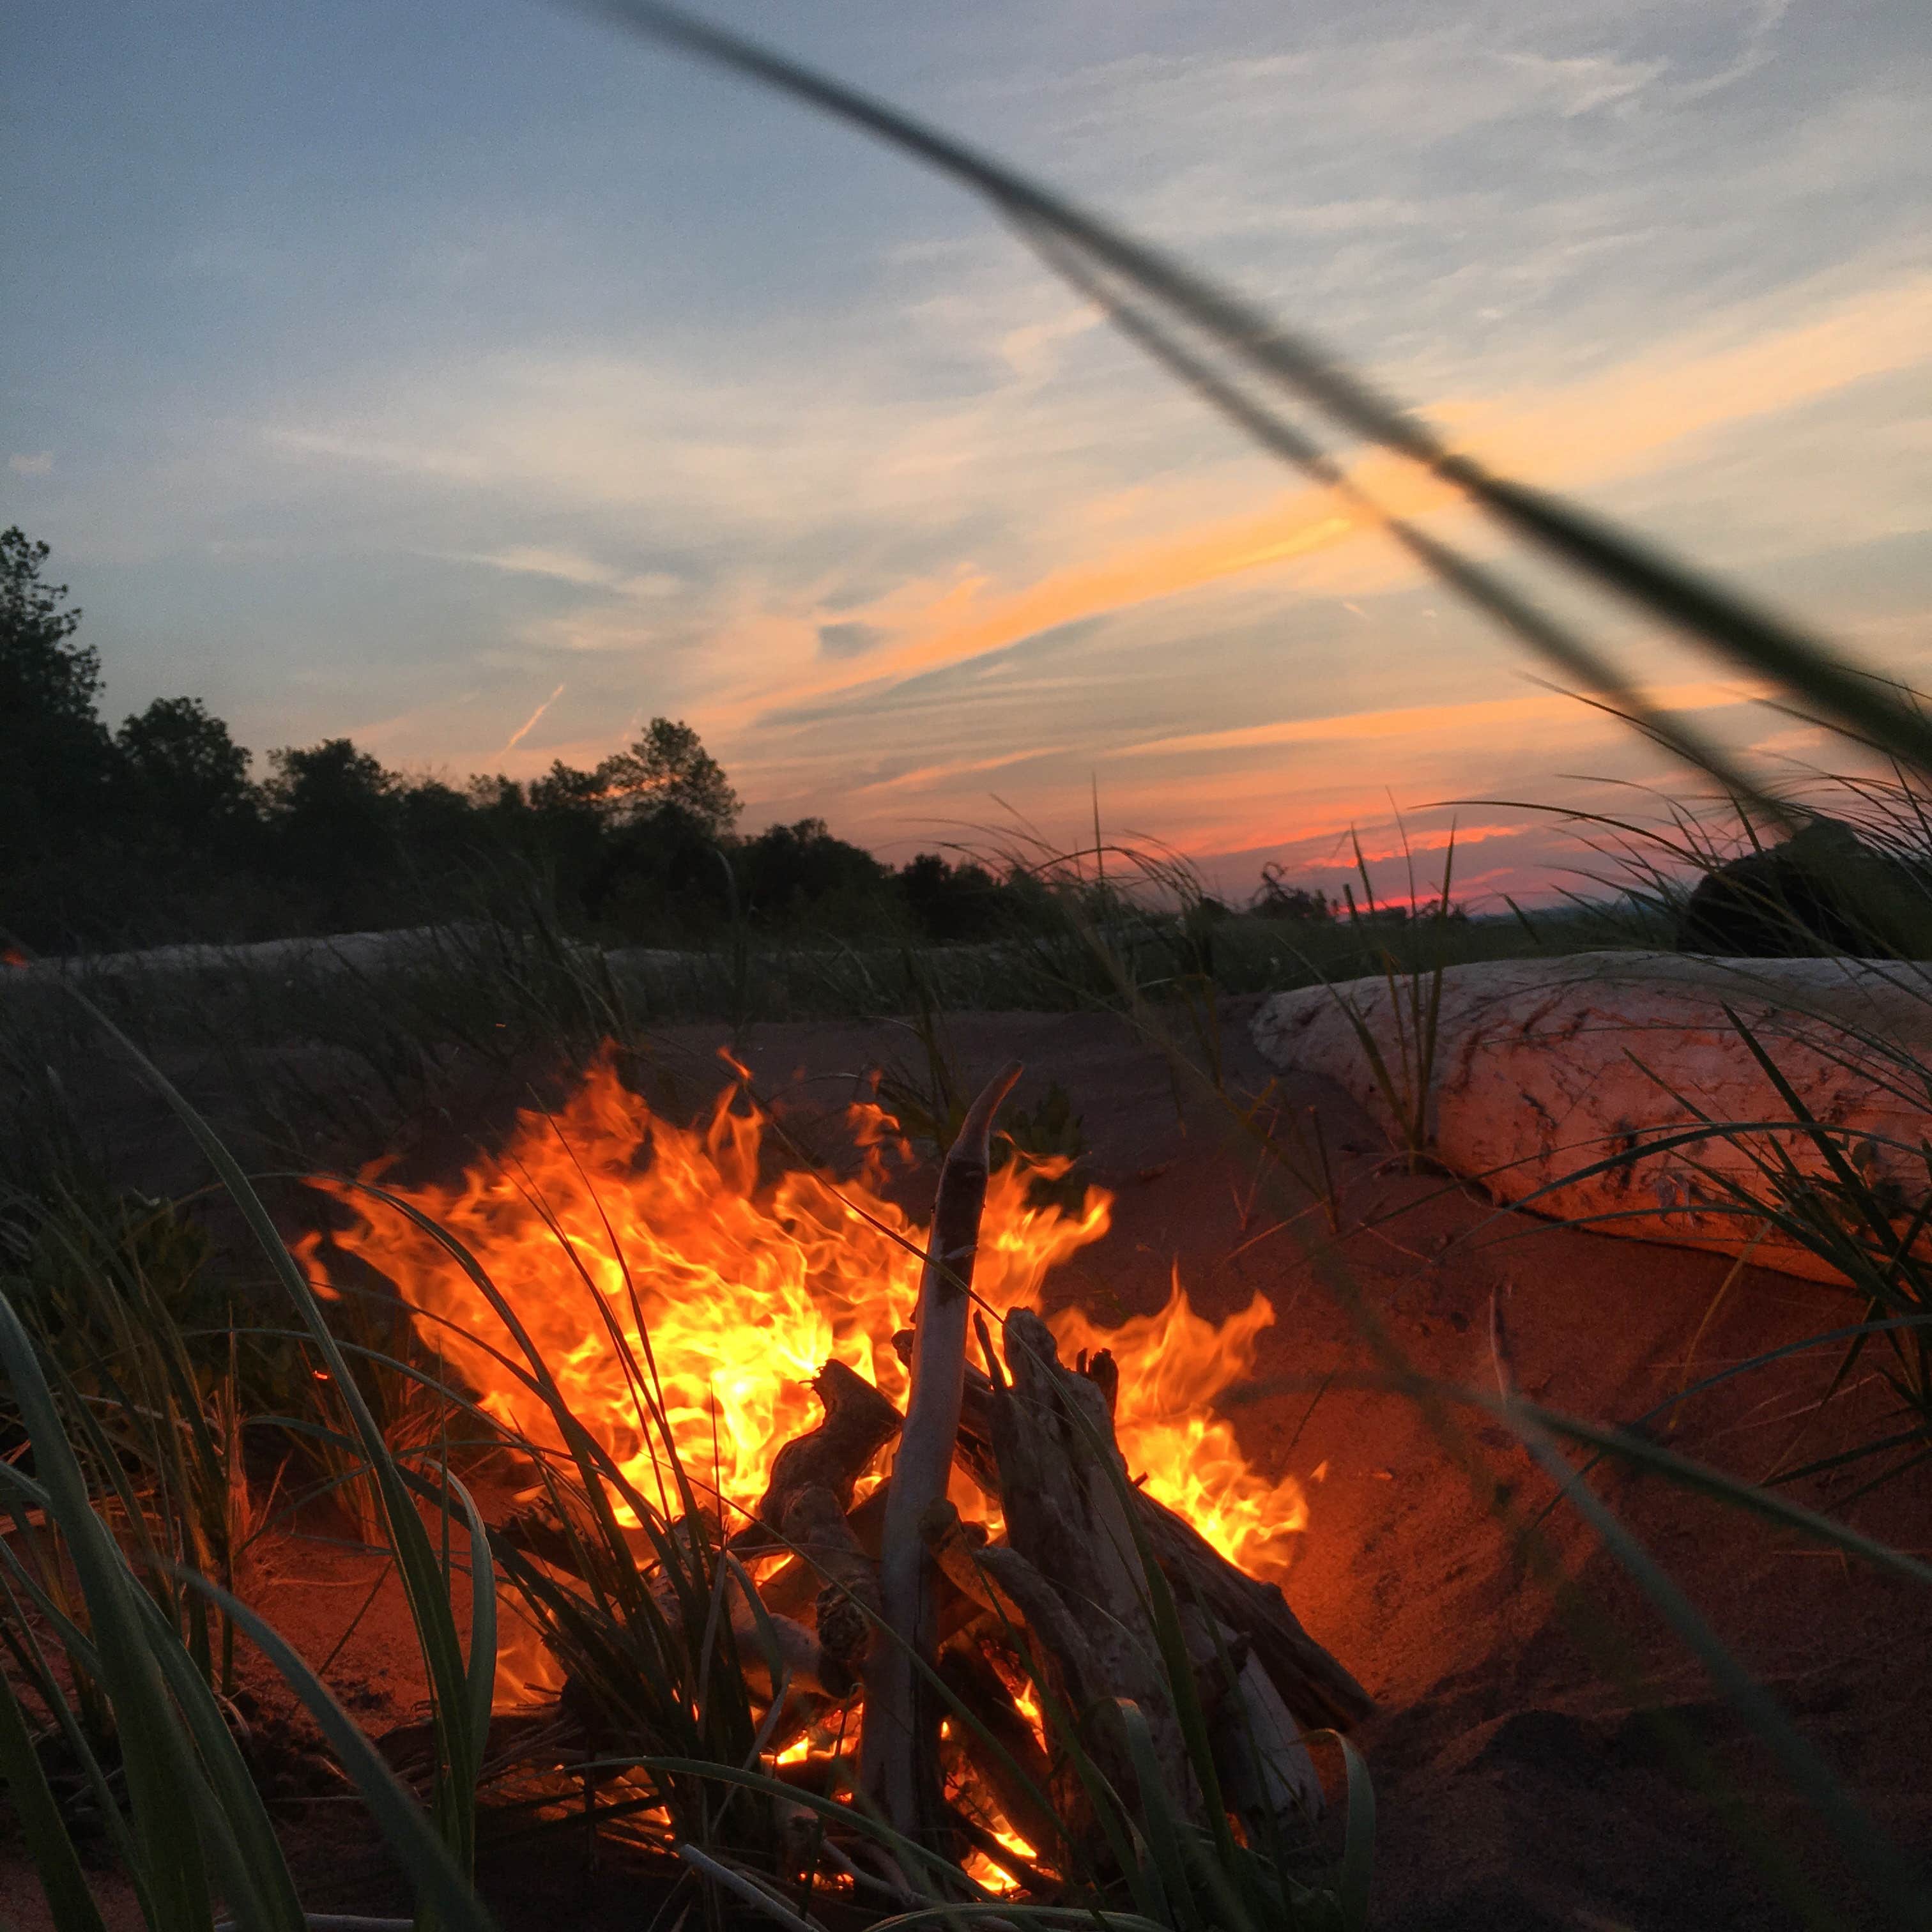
xmin=0 ymin=528 xmax=1045 ymax=953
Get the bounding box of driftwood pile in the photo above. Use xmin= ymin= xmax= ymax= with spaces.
xmin=687 ymin=1062 xmax=1368 ymax=1873
xmin=1253 ymin=951 xmax=1932 ymax=1284
xmin=493 ymin=1064 xmax=1367 ymax=1874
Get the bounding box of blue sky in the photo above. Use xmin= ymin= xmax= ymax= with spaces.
xmin=5 ymin=0 xmax=1929 ymax=900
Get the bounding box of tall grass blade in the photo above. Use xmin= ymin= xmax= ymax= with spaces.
xmin=1330 ymin=1730 xmax=1375 ymax=1932
xmin=0 ymin=1671 xmax=112 ymax=1932
xmin=50 ymin=986 xmax=496 ymax=1879
xmin=173 ymin=1572 xmax=500 ymax=1932
xmin=0 ymin=1291 xmax=219 ymax=1932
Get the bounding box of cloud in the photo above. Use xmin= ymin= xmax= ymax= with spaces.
xmin=723 ymin=263 xmax=1931 ymax=735
xmin=852 ymin=742 xmax=1075 ymax=795
xmin=447 ymin=545 xmax=681 ymax=599
xmin=1107 ymin=677 xmax=1765 ymax=765
xmin=34 ymin=0 xmax=1925 ymax=905
xmin=500 ymin=682 xmax=566 ymax=755
xmin=7 ymin=452 xmax=54 ymax=477
xmin=1437 ymin=271 xmax=1932 ymax=489
xmin=817 ymin=620 xmax=885 ymax=660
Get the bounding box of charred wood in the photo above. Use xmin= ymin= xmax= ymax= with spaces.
xmin=986 ymin=1308 xmax=1198 ymax=1832
xmin=755 ymin=1359 xmax=902 ymax=1527
xmin=905 ymin=1329 xmax=1372 ymax=1733
xmin=779 ymin=1481 xmax=883 ymax=1669
xmin=935 ymin=1641 xmax=1061 ymax=1866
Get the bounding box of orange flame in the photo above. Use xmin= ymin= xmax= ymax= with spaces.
xmin=305 ymin=1054 xmax=1305 ymax=1581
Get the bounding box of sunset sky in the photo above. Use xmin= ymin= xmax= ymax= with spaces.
xmin=6 ymin=1 xmax=1929 ymax=903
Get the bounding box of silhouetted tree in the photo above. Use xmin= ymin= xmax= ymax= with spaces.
xmin=1 ymin=527 xmax=116 ymax=858
xmin=737 ymin=818 xmax=890 ymax=923
xmin=0 ymin=541 xmax=1046 ymax=949
xmin=115 ymin=696 xmax=256 ymax=844
xmin=1252 ymin=865 xmax=1332 ymax=921
xmin=396 ymin=776 xmax=473 ymax=855
xmin=582 ymin=804 xmax=733 ymax=934
xmin=466 ymin=774 xmax=526 ymax=814
xmin=264 ymin=739 xmax=399 ymax=916
xmin=595 ymin=718 xmax=740 ymax=839
xmin=898 ymin=852 xmax=1010 ymax=942
xmin=528 ymin=760 xmax=605 ymax=815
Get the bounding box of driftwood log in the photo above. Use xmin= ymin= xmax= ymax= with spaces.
xmin=737 ymin=1357 xmax=901 ymax=1671
xmin=983 ymin=1308 xmax=1198 ymax=1837
xmin=753 ymin=1360 xmax=903 ymax=1524
xmin=896 ymin=1328 xmax=1373 ymax=1733
xmin=1178 ymin=1604 xmax=1322 ymax=1831
xmin=778 ymin=1487 xmax=881 ymax=1673
xmin=1253 ymin=951 xmax=1932 ymax=1284
xmin=860 ymin=1061 xmax=1023 ymax=1843
xmin=935 ymin=1639 xmax=1061 ymax=1864
xmin=494 ymin=1506 xmax=857 ymax=1709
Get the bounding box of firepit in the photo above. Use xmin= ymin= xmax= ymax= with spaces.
xmin=305 ymin=1051 xmax=1368 ymax=1882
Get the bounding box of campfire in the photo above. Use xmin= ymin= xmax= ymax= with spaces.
xmin=305 ymin=1052 xmax=1368 ymax=1878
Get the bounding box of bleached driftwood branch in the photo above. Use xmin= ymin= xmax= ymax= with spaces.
xmin=860 ymin=1059 xmax=1023 ymax=1843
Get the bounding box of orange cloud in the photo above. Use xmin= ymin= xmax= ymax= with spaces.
xmin=852 ymin=742 xmax=1077 ymax=795
xmin=860 ymin=678 xmax=1764 ymax=862
xmin=1441 ymin=271 xmax=1932 ymax=484
xmin=725 ymin=269 xmax=1929 ymax=734
xmin=1106 ymin=676 xmax=1760 ymax=763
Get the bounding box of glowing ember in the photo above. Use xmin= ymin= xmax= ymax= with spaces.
xmin=302 ymin=1052 xmax=1306 ymax=1581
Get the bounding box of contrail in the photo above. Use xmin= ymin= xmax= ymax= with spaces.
xmin=500 ymin=682 xmax=566 ymax=755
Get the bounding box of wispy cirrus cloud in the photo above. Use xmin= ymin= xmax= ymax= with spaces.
xmin=500 ymin=680 xmax=566 ymax=755
xmin=450 ymin=544 xmax=680 ymax=599
xmin=710 ymin=261 xmax=1931 ymax=742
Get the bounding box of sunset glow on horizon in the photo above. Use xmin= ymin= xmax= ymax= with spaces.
xmin=7 ymin=1 xmax=1928 ymax=903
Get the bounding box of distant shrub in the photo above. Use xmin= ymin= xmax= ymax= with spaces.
xmin=1252 ymin=864 xmax=1333 ymax=921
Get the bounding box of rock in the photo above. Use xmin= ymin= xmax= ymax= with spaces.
xmin=1251 ymin=951 xmax=1932 ymax=1283
xmin=1676 ymin=817 xmax=1932 ymax=958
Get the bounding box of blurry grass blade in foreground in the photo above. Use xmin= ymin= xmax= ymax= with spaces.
xmin=582 ymin=0 xmax=1932 ymax=779
xmin=40 ymin=981 xmax=501 ymax=1896
xmin=0 ymin=1289 xmax=500 ymax=1932
xmin=1020 ymin=223 xmax=1775 ymax=814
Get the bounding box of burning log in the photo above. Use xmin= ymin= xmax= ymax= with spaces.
xmin=936 ymin=1639 xmax=1061 ymax=1867
xmin=1179 ymin=1606 xmax=1322 ymax=1830
xmin=1220 ymin=1649 xmax=1324 ymax=1830
xmin=495 ymin=1500 xmax=857 ymax=1710
xmin=985 ymin=1308 xmax=1199 ymax=1831
xmin=778 ymin=1484 xmax=881 ymax=1672
xmin=734 ymin=1356 xmax=900 ymax=1670
xmin=753 ymin=1359 xmax=902 ymax=1526
xmin=1131 ymin=1490 xmax=1371 ymax=1733
xmin=861 ymin=1059 xmax=1023 ymax=1845
xmin=727 ymin=1590 xmax=857 ymax=1703
xmin=758 ymin=1485 xmax=887 ymax=1621
xmin=918 ymin=1498 xmax=1027 ymax=1631
xmin=1076 ymin=1346 xmax=1119 ymax=1416
xmin=898 ymin=1328 xmax=1374 ymax=1734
